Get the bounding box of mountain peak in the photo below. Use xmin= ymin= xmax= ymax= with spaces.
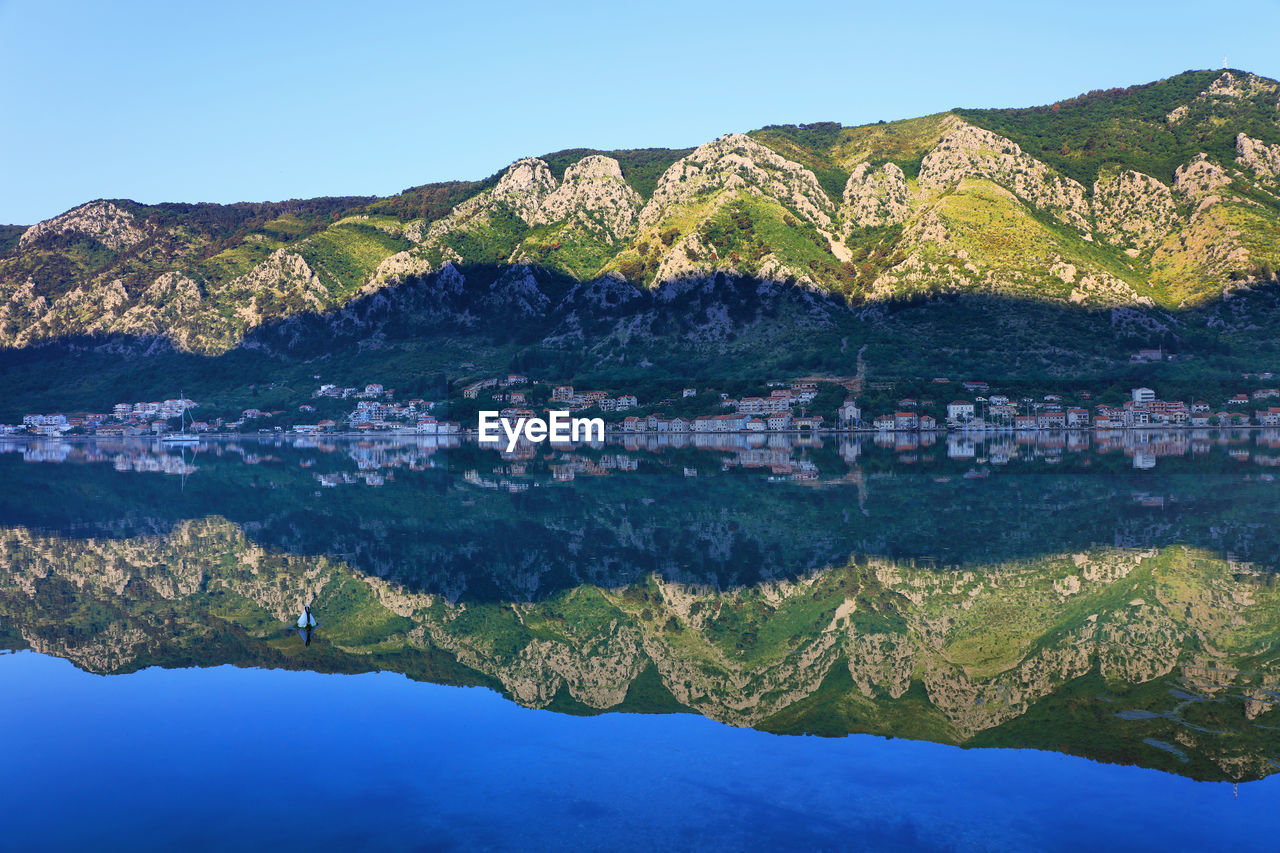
xmin=20 ymin=200 xmax=147 ymax=252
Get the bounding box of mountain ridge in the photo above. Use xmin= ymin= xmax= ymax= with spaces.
xmin=2 ymin=69 xmax=1280 ymax=394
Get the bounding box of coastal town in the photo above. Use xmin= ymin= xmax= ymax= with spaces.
xmin=9 ymin=372 xmax=1280 ymax=438
xmin=10 ymin=422 xmax=1280 ymax=488
xmin=9 ymin=371 xmax=1280 ymax=478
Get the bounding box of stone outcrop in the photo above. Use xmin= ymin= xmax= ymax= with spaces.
xmin=212 ymin=249 xmax=329 ymax=332
xmin=1167 ymin=71 xmax=1280 ymax=126
xmin=1236 ymin=133 xmax=1280 ymax=183
xmin=842 ymin=162 xmax=910 ymax=230
xmin=1092 ymin=170 xmax=1180 ymax=252
xmin=366 ymin=250 xmax=439 ymax=291
xmin=489 ymin=158 xmax=558 ymax=224
xmin=1174 ymin=155 xmax=1232 ymax=200
xmin=918 ymin=120 xmax=1092 ymax=230
xmin=19 ymin=201 xmax=147 ymax=251
xmin=533 ymin=155 xmax=642 ymax=242
xmin=650 ymin=229 xmax=717 ymax=284
xmin=407 ymin=157 xmax=559 ymax=246
xmin=117 ymin=273 xmax=205 ymax=344
xmin=639 ymin=134 xmax=835 ymax=230
xmin=1206 ymin=71 xmax=1279 ymax=101
xmin=233 ymin=249 xmax=325 ymax=304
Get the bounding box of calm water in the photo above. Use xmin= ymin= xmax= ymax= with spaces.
xmin=1 ymin=433 xmax=1279 ymax=851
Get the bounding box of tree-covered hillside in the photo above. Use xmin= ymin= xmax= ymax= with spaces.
xmin=957 ymin=69 xmax=1280 ymax=185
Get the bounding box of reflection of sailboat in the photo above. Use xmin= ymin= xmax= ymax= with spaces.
xmin=162 ymin=391 xmax=199 ymax=446
xmin=296 ymin=604 xmax=317 ymax=646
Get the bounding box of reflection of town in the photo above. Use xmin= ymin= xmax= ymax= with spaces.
xmin=0 ymin=437 xmax=199 ymax=475
xmin=936 ymin=427 xmax=1280 ymax=470
xmin=0 ymin=434 xmax=463 ymax=483
xmin=8 ymin=428 xmax=1280 ymax=482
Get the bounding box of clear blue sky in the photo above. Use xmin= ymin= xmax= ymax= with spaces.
xmin=2 ymin=0 xmax=1278 ymax=225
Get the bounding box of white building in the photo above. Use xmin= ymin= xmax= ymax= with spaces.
xmin=22 ymin=414 xmax=68 ymax=430
xmin=946 ymin=401 xmax=975 ymax=424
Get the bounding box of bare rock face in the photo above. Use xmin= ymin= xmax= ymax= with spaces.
xmin=487 ymin=265 xmax=551 ymax=317
xmin=1069 ymin=270 xmax=1147 ymax=307
xmin=1206 ymin=70 xmax=1280 ymax=101
xmin=1236 ymin=133 xmax=1280 ymax=183
xmin=0 ymin=270 xmax=207 ymax=349
xmin=210 ymin=249 xmax=328 ymax=337
xmin=533 ymin=154 xmax=643 ymax=242
xmin=650 ymin=229 xmax=716 ymax=284
xmin=366 ymin=250 xmax=438 ymax=291
xmin=236 ymin=250 xmax=325 ymax=304
xmin=371 ymin=158 xmax=563 ymax=291
xmin=1166 ymin=152 xmax=1257 ymax=292
xmin=1174 ymin=155 xmax=1232 ymax=208
xmin=842 ymin=162 xmax=910 ymax=230
xmin=406 ymin=157 xmax=558 ymax=248
xmin=639 ymin=133 xmax=835 ymax=230
xmin=1092 ymin=170 xmax=1180 ymax=252
xmin=1167 ymin=71 xmax=1280 ymax=127
xmin=903 ymin=206 xmax=950 ymax=246
xmin=918 ymin=120 xmax=1091 ymax=231
xmin=845 ymin=631 xmax=913 ymax=698
xmin=117 ymin=273 xmax=205 ymax=345
xmin=489 ymin=157 xmax=558 ymax=224
xmin=19 ymin=201 xmax=147 ymax=251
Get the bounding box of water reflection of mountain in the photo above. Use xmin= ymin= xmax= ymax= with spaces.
xmin=2 ymin=435 xmax=1280 ymax=603
xmin=1 ymin=516 xmax=1275 ymax=783
xmin=2 ymin=436 xmax=1279 ymax=781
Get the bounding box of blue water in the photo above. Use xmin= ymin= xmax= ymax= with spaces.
xmin=0 ymin=652 xmax=1273 ymax=852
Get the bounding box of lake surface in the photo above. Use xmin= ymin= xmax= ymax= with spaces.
xmin=1 ymin=433 xmax=1279 ymax=851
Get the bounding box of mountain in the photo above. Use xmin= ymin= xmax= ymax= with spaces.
xmin=3 ymin=69 xmax=1280 ymax=403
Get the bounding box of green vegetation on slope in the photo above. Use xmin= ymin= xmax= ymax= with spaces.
xmin=750 ymin=113 xmax=952 ymax=186
xmin=957 ymin=69 xmax=1280 ymax=184
xmin=294 ymin=219 xmax=412 ymax=297
xmin=3 ymin=68 xmax=1280 ymax=377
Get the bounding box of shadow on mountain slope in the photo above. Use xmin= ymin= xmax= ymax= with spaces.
xmin=2 ymin=265 xmax=1280 ymax=416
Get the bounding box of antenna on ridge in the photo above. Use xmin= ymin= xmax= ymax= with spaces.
xmin=1223 ymin=55 xmax=1228 ymax=69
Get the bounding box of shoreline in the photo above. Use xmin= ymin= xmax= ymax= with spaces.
xmin=2 ymin=424 xmax=1275 ymax=442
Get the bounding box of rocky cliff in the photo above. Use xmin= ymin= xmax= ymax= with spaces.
xmin=2 ymin=69 xmax=1279 ymax=361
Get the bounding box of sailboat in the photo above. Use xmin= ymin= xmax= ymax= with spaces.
xmin=161 ymin=391 xmax=199 ymax=445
